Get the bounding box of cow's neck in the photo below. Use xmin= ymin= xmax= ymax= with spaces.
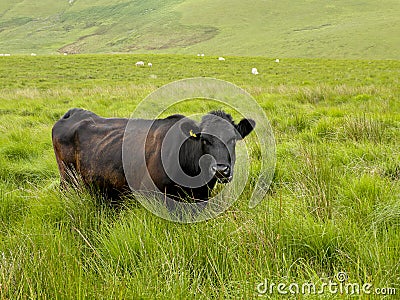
xmin=179 ymin=138 xmax=202 ymax=176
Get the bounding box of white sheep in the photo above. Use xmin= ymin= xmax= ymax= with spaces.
xmin=135 ymin=61 xmax=145 ymax=67
xmin=251 ymin=68 xmax=259 ymax=75
xmin=148 ymin=62 xmax=152 ymax=67
xmin=218 ymin=57 xmax=225 ymax=61
xmin=275 ymin=58 xmax=280 ymax=63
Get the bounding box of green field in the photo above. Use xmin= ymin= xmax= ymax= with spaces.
xmin=0 ymin=0 xmax=399 ymax=59
xmin=0 ymin=54 xmax=399 ymax=298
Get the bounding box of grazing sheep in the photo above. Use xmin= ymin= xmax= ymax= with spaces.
xmin=148 ymin=62 xmax=152 ymax=67
xmin=275 ymin=58 xmax=280 ymax=63
xmin=251 ymin=68 xmax=259 ymax=75
xmin=31 ymin=53 xmax=37 ymax=56
xmin=218 ymin=57 xmax=225 ymax=61
xmin=135 ymin=61 xmax=145 ymax=67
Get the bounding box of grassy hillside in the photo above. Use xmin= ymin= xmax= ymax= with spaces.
xmin=0 ymin=54 xmax=399 ymax=298
xmin=0 ymin=0 xmax=399 ymax=58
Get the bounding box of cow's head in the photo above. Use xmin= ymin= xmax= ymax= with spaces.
xmin=181 ymin=110 xmax=255 ymax=184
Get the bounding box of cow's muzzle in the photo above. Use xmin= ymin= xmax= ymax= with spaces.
xmin=211 ymin=164 xmax=232 ymax=183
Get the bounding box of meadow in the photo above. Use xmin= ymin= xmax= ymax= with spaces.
xmin=0 ymin=54 xmax=399 ymax=299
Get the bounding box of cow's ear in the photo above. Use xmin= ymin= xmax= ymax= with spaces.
xmin=180 ymin=121 xmax=201 ymax=140
xmin=235 ymin=118 xmax=256 ymax=139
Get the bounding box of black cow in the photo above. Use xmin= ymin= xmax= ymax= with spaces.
xmin=52 ymin=108 xmax=255 ymax=202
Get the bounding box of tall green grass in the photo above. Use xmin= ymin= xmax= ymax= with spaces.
xmin=0 ymin=54 xmax=399 ymax=298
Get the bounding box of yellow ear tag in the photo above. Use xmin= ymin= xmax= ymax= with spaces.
xmin=189 ymin=129 xmax=197 ymax=138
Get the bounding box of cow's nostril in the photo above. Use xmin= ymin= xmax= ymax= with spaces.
xmin=222 ymin=166 xmax=230 ymax=175
xmin=211 ymin=164 xmax=230 ymax=176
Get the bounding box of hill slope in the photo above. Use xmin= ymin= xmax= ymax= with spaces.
xmin=0 ymin=0 xmax=399 ymax=58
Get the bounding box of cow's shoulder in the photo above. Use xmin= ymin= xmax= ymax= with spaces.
xmin=149 ymin=114 xmax=187 ymax=130
xmin=163 ymin=114 xmax=185 ymax=120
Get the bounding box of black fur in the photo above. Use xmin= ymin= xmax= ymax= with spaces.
xmin=52 ymin=109 xmax=255 ymax=202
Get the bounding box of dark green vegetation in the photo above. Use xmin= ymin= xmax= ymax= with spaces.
xmin=0 ymin=54 xmax=399 ymax=298
xmin=0 ymin=0 xmax=399 ymax=59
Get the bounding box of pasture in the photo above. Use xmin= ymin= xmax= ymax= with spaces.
xmin=0 ymin=54 xmax=399 ymax=298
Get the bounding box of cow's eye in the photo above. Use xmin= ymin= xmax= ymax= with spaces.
xmin=202 ymin=139 xmax=212 ymax=146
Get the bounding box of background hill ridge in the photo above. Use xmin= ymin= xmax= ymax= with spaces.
xmin=0 ymin=0 xmax=399 ymax=59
